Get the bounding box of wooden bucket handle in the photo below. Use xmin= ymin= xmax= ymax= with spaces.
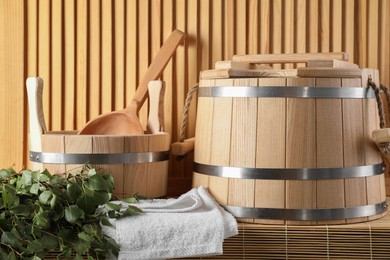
xmin=26 ymin=77 xmax=47 ymax=170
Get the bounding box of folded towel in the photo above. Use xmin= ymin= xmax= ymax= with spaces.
xmin=102 ymin=186 xmax=238 ymax=260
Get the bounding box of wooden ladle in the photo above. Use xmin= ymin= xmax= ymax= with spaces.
xmin=79 ymin=29 xmax=186 ymax=135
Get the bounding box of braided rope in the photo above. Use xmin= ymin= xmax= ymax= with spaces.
xmin=380 ymin=83 xmax=390 ymax=120
xmin=179 ymin=83 xmax=199 ymax=142
xmin=367 ymin=77 xmax=387 ymax=129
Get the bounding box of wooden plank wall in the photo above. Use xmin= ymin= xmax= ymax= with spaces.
xmin=0 ymin=0 xmax=389 ymax=196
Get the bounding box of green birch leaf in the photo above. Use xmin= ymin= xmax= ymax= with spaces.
xmin=0 ymin=169 xmax=12 ymax=179
xmin=50 ymin=194 xmax=57 ymax=209
xmin=105 ymin=202 xmax=121 ymax=211
xmin=10 ymin=204 xmax=33 ymax=217
xmin=27 ymin=240 xmax=44 ymax=253
xmin=75 ymin=254 xmax=85 ymax=260
xmin=75 ymin=240 xmax=90 ymax=255
xmin=67 ymin=183 xmax=82 ymax=202
xmin=65 ymin=205 xmax=84 ymax=224
xmin=87 ymin=168 xmax=97 ymax=177
xmin=1 ymin=231 xmax=18 ymax=248
xmin=39 ymin=234 xmax=58 ymax=251
xmin=76 ymin=194 xmax=95 ymax=215
xmin=87 ymin=174 xmax=109 ymax=192
xmin=38 ymin=190 xmax=52 ymax=205
xmin=123 ymin=205 xmax=143 ymax=216
xmin=20 ymin=170 xmax=32 ymax=186
xmin=93 ymin=190 xmax=110 ymax=205
xmin=7 ymin=251 xmax=17 ymax=260
xmin=30 ymin=183 xmax=39 ymax=195
xmin=78 ymin=231 xmax=92 ymax=242
xmin=122 ymin=197 xmax=137 ymax=203
xmin=49 ymin=175 xmax=63 ymax=185
xmin=3 ymin=184 xmax=18 ymax=208
xmin=100 ymin=217 xmax=114 ymax=227
xmin=33 ymin=211 xmax=51 ymax=229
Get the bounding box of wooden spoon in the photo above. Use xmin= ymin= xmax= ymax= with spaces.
xmin=79 ymin=29 xmax=186 ymax=135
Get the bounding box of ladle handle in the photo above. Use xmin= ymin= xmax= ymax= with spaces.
xmin=26 ymin=77 xmax=47 ymax=170
xmin=131 ymin=29 xmax=186 ymax=113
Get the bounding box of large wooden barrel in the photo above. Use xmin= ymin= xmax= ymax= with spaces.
xmin=193 ymin=68 xmax=387 ymax=225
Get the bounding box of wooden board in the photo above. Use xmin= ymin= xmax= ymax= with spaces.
xmin=192 ymin=79 xmax=214 ymax=188
xmin=147 ymin=134 xmax=170 ymax=197
xmin=254 ymin=77 xmax=286 ymax=225
xmin=315 ymin=78 xmax=345 ymax=225
xmin=297 ymin=67 xmax=361 ymax=78
xmin=342 ymin=78 xmax=367 ymax=223
xmin=123 ymin=136 xmax=149 ymax=197
xmin=41 ymin=134 xmax=66 ymax=176
xmin=208 ymin=79 xmax=233 ymax=205
xmin=286 ymin=77 xmax=317 ymax=225
xmin=64 ymin=135 xmax=92 ymax=173
xmin=228 ymin=78 xmax=257 ymax=223
xmin=93 ymin=136 xmax=124 ymax=197
xmin=232 ymin=52 xmax=349 ymax=64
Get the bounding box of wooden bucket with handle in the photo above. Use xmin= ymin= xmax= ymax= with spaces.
xmin=174 ymin=53 xmax=388 ymax=225
xmin=27 ymin=77 xmax=170 ymax=198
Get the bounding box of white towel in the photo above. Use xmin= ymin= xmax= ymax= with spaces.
xmin=102 ymin=186 xmax=238 ymax=260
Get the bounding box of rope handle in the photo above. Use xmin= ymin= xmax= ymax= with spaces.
xmin=367 ymin=76 xmax=390 ymax=129
xmin=171 ymin=84 xmax=198 ymax=157
xmin=368 ymin=77 xmax=390 ymax=158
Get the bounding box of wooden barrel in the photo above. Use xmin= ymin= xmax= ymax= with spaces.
xmin=30 ymin=132 xmax=170 ymax=198
xmin=192 ymin=68 xmax=388 ymax=225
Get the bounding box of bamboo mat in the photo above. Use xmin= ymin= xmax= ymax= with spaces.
xmin=183 ymin=208 xmax=390 ymax=259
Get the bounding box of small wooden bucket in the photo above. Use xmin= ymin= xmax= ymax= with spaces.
xmin=192 ymin=55 xmax=387 ymax=225
xmin=27 ymin=78 xmax=170 ymax=198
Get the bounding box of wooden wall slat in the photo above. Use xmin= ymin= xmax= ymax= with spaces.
xmin=259 ymin=0 xmax=270 ymax=54
xmin=320 ymin=0 xmax=330 ymax=52
xmin=0 ymin=0 xmax=25 ymax=170
xmin=211 ymin=0 xmax=223 ymax=65
xmin=248 ymin=0 xmax=259 ymax=54
xmin=343 ymin=0 xmax=355 ymax=61
xmin=114 ymin=0 xmax=126 ymax=111
xmin=1 ymin=0 xmax=390 ymax=194
xmin=38 ymin=0 xmax=51 ymax=129
xmin=138 ymin=0 xmax=150 ymax=129
xmin=271 ymin=0 xmax=282 ymax=69
xmin=161 ymin=0 xmax=174 ymax=134
xmin=126 ymin=0 xmax=137 ymax=109
xmin=88 ymin=0 xmax=101 ymax=122
xmin=76 ymin=0 xmax=88 ymax=130
xmin=331 ymin=0 xmax=342 ymax=52
xmin=307 ymin=0 xmax=319 ymax=53
xmin=51 ymin=0 xmax=63 ymax=130
xmin=64 ymin=0 xmax=76 ymax=130
xmin=101 ymin=0 xmax=113 ymax=115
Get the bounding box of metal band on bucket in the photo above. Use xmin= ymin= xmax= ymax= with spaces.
xmin=30 ymin=150 xmax=170 ymax=164
xmin=198 ymin=86 xmax=375 ymax=99
xmin=193 ymin=162 xmax=384 ymax=180
xmin=224 ymin=201 xmax=388 ymax=220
